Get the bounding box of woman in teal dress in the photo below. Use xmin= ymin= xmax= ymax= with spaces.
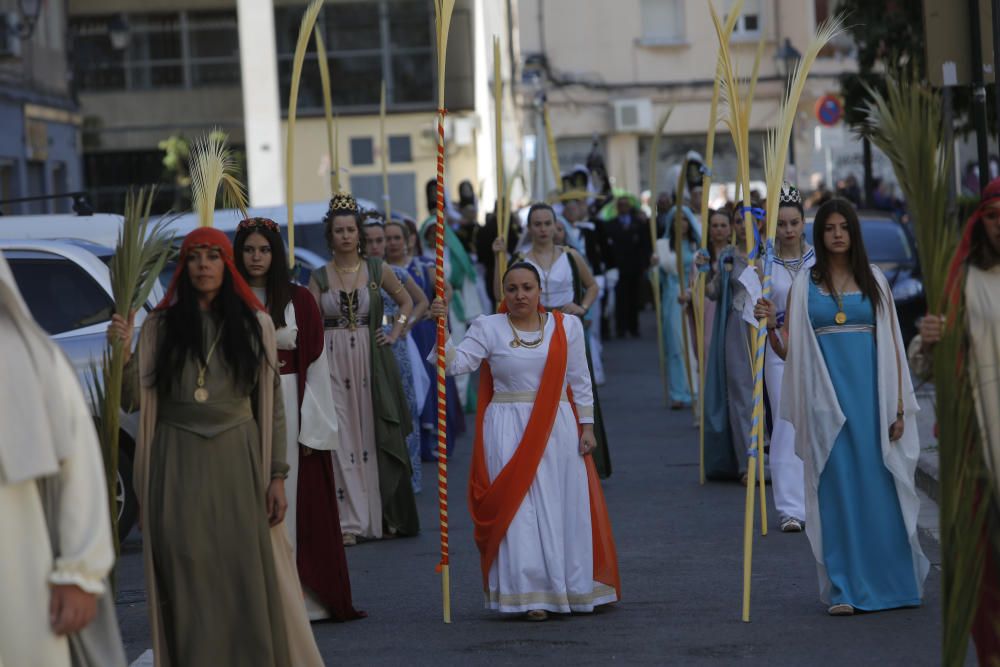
xmin=764 ymin=198 xmax=928 ymax=615
xmin=654 ymin=208 xmax=699 ymax=409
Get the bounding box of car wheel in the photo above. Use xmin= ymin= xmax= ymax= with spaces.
xmin=116 ymin=445 xmax=138 ymax=543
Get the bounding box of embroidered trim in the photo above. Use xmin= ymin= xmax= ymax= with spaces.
xmin=576 ymin=404 xmax=595 ymax=419
xmin=485 ymin=583 xmax=617 ymax=608
xmin=815 ymin=323 xmax=874 ymax=336
xmin=491 ymin=389 xmax=569 ymax=403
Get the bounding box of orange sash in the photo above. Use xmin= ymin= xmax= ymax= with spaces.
xmin=467 ymin=309 xmax=621 ymax=598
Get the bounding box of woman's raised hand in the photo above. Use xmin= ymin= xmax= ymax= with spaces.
xmin=492 ymin=237 xmax=506 ymax=254
xmin=918 ymin=314 xmax=944 ymax=348
xmin=107 ymin=312 xmax=136 ymax=361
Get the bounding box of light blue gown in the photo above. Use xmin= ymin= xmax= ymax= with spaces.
xmin=659 ymin=243 xmax=696 ymax=405
xmin=808 ymin=282 xmax=921 ymax=610
xmin=383 ymin=266 xmax=422 ymax=494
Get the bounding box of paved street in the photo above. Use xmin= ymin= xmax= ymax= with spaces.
xmin=116 ymin=312 xmax=951 ymax=666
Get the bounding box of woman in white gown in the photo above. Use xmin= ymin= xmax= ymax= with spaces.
xmin=430 ymin=262 xmax=620 ymax=621
xmin=763 ymin=183 xmax=814 ymax=532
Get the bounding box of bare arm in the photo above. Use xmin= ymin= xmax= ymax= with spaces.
xmin=403 ymin=272 xmax=429 ymax=327
xmin=570 ymin=248 xmax=600 ymax=312
xmin=381 ymin=262 xmax=413 ymax=343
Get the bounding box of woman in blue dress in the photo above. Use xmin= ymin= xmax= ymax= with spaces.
xmin=654 ymin=208 xmax=699 ymax=409
xmin=362 ymin=215 xmax=429 ymax=493
xmin=390 ymin=219 xmax=466 ymax=461
xmin=761 ymin=198 xmax=929 ymax=615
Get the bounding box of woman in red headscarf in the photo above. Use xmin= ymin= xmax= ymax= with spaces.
xmin=910 ymin=179 xmax=1000 ymax=664
xmin=429 ymin=261 xmax=620 ymax=621
xmin=108 ymin=228 xmax=322 ymax=667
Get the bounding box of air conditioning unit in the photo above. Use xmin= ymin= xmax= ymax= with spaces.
xmin=612 ymin=98 xmax=653 ymax=133
xmin=0 ymin=13 xmax=22 ymax=59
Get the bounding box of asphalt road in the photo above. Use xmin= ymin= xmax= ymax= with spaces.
xmin=116 ymin=312 xmax=950 ymax=666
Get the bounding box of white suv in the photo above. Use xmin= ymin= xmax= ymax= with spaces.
xmin=1 ymin=239 xmax=163 ymax=541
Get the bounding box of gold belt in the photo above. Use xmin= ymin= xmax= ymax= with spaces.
xmin=491 ymin=389 xmax=569 ymax=403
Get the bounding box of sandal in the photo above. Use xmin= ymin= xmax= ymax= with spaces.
xmin=342 ymin=533 xmax=357 ymax=546
xmin=827 ymin=604 xmax=855 ymax=616
xmin=525 ymin=610 xmax=549 ymax=622
xmin=780 ymin=517 xmax=804 ymax=533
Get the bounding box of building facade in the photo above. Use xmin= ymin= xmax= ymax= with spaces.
xmin=0 ymin=0 xmax=83 ymax=215
xmin=515 ymin=0 xmax=866 ymax=201
xmin=68 ymin=0 xmax=519 ymax=218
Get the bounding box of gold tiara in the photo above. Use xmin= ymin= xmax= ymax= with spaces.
xmin=329 ymin=191 xmax=358 ymax=213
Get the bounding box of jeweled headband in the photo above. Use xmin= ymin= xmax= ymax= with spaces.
xmin=237 ymin=217 xmax=279 ymax=233
xmin=329 ymin=191 xmax=359 ymax=213
xmin=778 ymin=182 xmax=802 ymax=207
xmin=361 ymin=209 xmax=385 ymax=227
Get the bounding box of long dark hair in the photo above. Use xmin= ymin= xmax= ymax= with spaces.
xmin=811 ymin=198 xmax=883 ymax=313
xmin=234 ymin=224 xmax=293 ymax=328
xmin=154 ymin=264 xmax=264 ymax=396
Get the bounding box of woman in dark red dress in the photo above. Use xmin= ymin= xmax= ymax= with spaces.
xmin=235 ymin=217 xmax=364 ymax=622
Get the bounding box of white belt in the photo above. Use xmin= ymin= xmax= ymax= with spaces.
xmin=491 ymin=389 xmax=569 ymax=403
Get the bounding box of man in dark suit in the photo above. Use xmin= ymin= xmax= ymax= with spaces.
xmin=602 ymin=196 xmax=651 ymax=338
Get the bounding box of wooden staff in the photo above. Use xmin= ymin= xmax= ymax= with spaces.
xmin=695 ymin=61 xmax=721 ymax=485
xmin=433 ymin=0 xmax=456 ymax=625
xmin=313 ymin=24 xmax=339 ymax=194
xmin=648 ymin=110 xmax=672 ymax=407
xmin=380 ymin=79 xmax=391 ymax=220
xmin=493 ymin=36 xmax=508 ymax=279
xmin=285 ymin=0 xmax=325 ymax=265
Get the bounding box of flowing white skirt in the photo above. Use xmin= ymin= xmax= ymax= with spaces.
xmin=764 ymin=348 xmax=806 ymax=522
xmin=483 ymin=400 xmax=618 ymax=613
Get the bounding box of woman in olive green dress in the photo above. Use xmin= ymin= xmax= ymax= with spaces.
xmin=110 ymin=227 xmax=322 ymax=667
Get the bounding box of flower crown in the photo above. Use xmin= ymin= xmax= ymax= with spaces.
xmin=237 ymin=217 xmax=279 ymax=233
xmin=779 ymin=182 xmax=802 ymax=207
xmin=329 ymin=191 xmax=359 ymax=213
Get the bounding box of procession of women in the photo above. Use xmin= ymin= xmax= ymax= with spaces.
xmin=1 ymin=3 xmax=998 ymax=666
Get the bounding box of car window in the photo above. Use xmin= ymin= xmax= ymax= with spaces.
xmin=860 ymin=222 xmax=912 ymax=263
xmin=7 ymin=256 xmax=113 ymax=335
xmin=804 ymin=220 xmax=913 ymax=263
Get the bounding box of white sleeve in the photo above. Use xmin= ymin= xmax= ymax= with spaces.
xmin=298 ymin=345 xmax=340 ymax=452
xmin=427 ymin=316 xmax=491 ymax=376
xmin=564 ymin=317 xmax=594 ymax=423
xmin=49 ymin=354 xmax=114 ymax=595
xmin=656 ymin=238 xmax=678 ymax=274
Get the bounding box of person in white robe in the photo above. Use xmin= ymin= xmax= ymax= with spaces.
xmin=0 ymin=254 xmax=125 ymax=667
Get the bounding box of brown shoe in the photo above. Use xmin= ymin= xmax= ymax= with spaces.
xmin=525 ymin=610 xmax=549 ymax=622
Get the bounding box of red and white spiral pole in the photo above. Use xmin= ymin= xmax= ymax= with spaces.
xmin=433 ymin=0 xmax=455 ymax=624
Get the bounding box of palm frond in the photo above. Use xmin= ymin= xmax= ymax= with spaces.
xmin=190 ymin=130 xmax=247 ymax=227
xmin=313 ymin=22 xmax=338 ymax=194
xmin=763 ymin=16 xmax=844 ymax=239
xmin=285 ymin=0 xmax=325 ymax=263
xmin=861 ymin=73 xmax=954 ymax=308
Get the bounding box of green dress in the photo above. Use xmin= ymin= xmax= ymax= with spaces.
xmin=126 ymin=314 xmax=292 ymax=666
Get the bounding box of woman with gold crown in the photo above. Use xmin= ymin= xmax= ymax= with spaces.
xmin=309 ymin=191 xmax=419 ymax=544
xmin=108 ymin=226 xmax=323 ymax=666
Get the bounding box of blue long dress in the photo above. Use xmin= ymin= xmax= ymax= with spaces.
xmin=702 ymin=252 xmax=738 ymax=479
xmin=383 ymin=266 xmax=422 ymax=493
xmin=404 ymin=257 xmax=466 ymax=460
xmin=808 ymin=282 xmax=921 ymax=610
xmin=659 ymin=241 xmax=697 ymax=405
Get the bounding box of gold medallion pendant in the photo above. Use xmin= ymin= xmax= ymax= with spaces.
xmin=834 ymin=311 xmax=847 ymax=325
xmin=509 ymin=339 xmax=520 ymax=348
xmin=194 ymin=387 xmax=210 ymax=402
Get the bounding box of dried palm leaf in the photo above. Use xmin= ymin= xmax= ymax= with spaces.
xmin=190 ymin=130 xmax=247 ymax=228
xmin=649 ymin=108 xmax=674 ymax=408
xmin=314 ymin=24 xmax=339 ymax=195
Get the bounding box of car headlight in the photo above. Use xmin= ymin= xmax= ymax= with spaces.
xmin=892 ymin=278 xmax=923 ymax=302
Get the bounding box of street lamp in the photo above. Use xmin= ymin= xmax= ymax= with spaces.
xmin=774 ymin=38 xmax=802 ymax=168
xmin=108 ymin=13 xmax=130 ymax=51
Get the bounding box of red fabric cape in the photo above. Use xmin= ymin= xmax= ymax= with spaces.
xmin=467 ymin=306 xmax=621 ymax=598
xmin=157 ymin=227 xmax=264 ymax=312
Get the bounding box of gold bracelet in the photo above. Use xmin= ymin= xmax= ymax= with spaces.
xmin=391 ymin=284 xmax=405 ymax=295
